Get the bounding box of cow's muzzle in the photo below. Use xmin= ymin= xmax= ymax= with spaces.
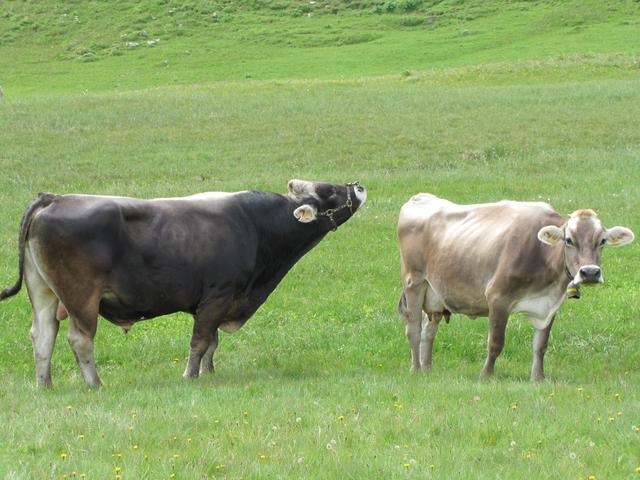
xmin=576 ymin=265 xmax=603 ymax=285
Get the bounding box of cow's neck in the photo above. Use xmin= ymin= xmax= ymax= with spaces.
xmin=544 ymin=241 xmax=574 ymax=298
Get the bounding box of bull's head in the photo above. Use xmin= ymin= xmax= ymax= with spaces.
xmin=538 ymin=209 xmax=634 ymax=287
xmin=287 ymin=179 xmax=367 ymax=230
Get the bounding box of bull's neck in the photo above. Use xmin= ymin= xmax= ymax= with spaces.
xmin=240 ymin=191 xmax=327 ymax=260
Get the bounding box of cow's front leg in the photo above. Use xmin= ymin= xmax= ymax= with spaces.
xmin=399 ymin=281 xmax=427 ymax=372
xmin=531 ymin=315 xmax=555 ymax=382
xmin=481 ymin=303 xmax=509 ymax=378
xmin=199 ymin=329 xmax=219 ymax=375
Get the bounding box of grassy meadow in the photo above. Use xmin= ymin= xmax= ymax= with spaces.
xmin=0 ymin=1 xmax=639 ymax=478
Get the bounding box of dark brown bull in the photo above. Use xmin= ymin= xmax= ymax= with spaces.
xmin=1 ymin=180 xmax=367 ymax=387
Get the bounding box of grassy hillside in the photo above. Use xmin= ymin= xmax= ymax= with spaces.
xmin=0 ymin=1 xmax=639 ymax=479
xmin=1 ymin=0 xmax=639 ymax=94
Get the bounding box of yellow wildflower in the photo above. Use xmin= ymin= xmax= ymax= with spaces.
xmin=403 ymin=463 xmax=411 ymax=469
xmin=259 ymin=454 xmax=267 ymax=459
xmin=338 ymin=415 xmax=344 ymax=421
xmin=60 ymin=453 xmax=67 ymax=460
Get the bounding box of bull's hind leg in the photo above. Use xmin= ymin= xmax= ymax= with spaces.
xmin=399 ymin=279 xmax=427 ymax=372
xmin=199 ymin=329 xmax=219 ymax=375
xmin=65 ymin=293 xmax=102 ymax=387
xmin=25 ymin=257 xmax=60 ymax=388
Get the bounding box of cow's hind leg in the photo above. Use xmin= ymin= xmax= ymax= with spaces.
xmin=25 ymin=261 xmax=59 ymax=388
xmin=399 ymin=280 xmax=427 ymax=372
xmin=481 ymin=302 xmax=509 ymax=378
xmin=420 ymin=312 xmax=442 ymax=370
xmin=199 ymin=329 xmax=219 ymax=375
xmin=531 ymin=315 xmax=555 ymax=382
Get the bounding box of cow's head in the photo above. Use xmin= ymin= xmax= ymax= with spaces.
xmin=538 ymin=209 xmax=634 ymax=286
xmin=288 ymin=179 xmax=367 ymax=230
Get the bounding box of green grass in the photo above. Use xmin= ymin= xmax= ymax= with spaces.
xmin=0 ymin=1 xmax=639 ymax=479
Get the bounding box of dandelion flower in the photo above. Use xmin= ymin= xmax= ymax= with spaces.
xmin=430 ymin=464 xmax=436 ymax=469
xmin=216 ymin=464 xmax=225 ymax=470
xmin=115 ymin=466 xmax=122 ymax=472
xmin=617 ymin=411 xmax=623 ymax=416
xmin=243 ymin=411 xmax=249 ymax=417
xmin=187 ymin=438 xmax=192 ymax=443
xmin=634 ymin=467 xmax=640 ymax=473
xmin=133 ymin=445 xmax=139 ymax=449
xmin=259 ymin=454 xmax=267 ymax=459
xmin=66 ymin=405 xmax=73 ymax=410
xmin=173 ymin=454 xmax=180 ymax=459
xmin=338 ymin=415 xmax=344 ymax=421
xmin=614 ymin=393 xmax=620 ymax=399
xmin=403 ymin=463 xmax=411 ymax=469
xmin=60 ymin=453 xmax=67 ymax=460
xmin=115 ymin=475 xmax=122 ymax=480
xmin=170 ymin=474 xmax=176 ymax=479
xmin=80 ymin=474 xmax=86 ymax=479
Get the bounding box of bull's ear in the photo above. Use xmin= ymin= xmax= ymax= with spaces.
xmin=537 ymin=225 xmax=563 ymax=245
xmin=293 ymin=205 xmax=317 ymax=223
xmin=605 ymin=226 xmax=635 ymax=247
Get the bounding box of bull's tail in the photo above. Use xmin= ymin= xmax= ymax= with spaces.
xmin=0 ymin=193 xmax=57 ymax=301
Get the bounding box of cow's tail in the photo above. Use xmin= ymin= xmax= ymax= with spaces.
xmin=398 ymin=290 xmax=408 ymax=317
xmin=0 ymin=193 xmax=57 ymax=301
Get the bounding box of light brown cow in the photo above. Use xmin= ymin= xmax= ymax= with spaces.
xmin=398 ymin=194 xmax=634 ymax=381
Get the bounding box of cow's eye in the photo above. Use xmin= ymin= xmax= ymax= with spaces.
xmin=565 ymin=237 xmax=574 ymax=246
xmin=599 ymin=238 xmax=606 ymax=246
xmin=356 ymin=186 xmax=364 ymax=193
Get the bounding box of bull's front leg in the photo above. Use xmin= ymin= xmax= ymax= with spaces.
xmin=183 ymin=301 xmax=227 ymax=379
xmin=199 ymin=329 xmax=219 ymax=375
xmin=399 ymin=281 xmax=427 ymax=372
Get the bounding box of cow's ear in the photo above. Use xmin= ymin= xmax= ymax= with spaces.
xmin=293 ymin=205 xmax=317 ymax=223
xmin=537 ymin=225 xmax=563 ymax=245
xmin=604 ymin=226 xmax=635 ymax=247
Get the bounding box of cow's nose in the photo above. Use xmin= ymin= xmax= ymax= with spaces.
xmin=579 ymin=266 xmax=601 ymax=282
